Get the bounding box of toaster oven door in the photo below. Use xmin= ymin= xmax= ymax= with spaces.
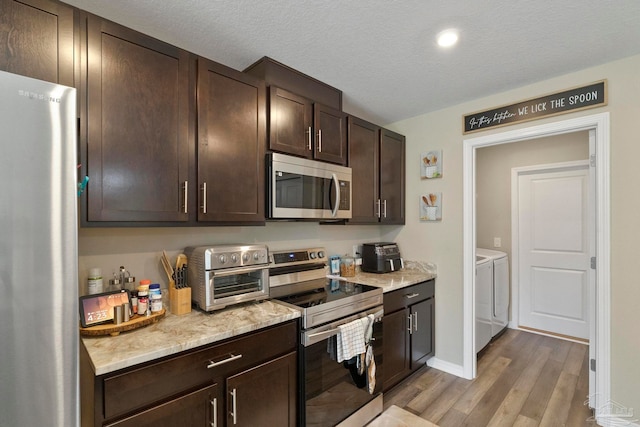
xmin=206 ymin=265 xmax=269 ymax=310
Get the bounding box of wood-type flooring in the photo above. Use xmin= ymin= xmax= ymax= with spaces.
xmin=382 ymin=329 xmax=597 ymax=426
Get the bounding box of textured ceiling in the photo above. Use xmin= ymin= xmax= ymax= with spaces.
xmin=62 ymin=0 xmax=640 ymax=125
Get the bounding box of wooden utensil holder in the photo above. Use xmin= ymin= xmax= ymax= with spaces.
xmin=169 ymin=281 xmax=192 ymax=315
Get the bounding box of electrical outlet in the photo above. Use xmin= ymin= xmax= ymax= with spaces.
xmin=494 ymin=237 xmax=502 ymax=248
xmin=353 ymin=245 xmax=361 ymax=257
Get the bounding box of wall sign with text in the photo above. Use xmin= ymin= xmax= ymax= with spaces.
xmin=463 ymin=80 xmax=607 ymax=134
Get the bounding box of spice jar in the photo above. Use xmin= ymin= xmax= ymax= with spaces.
xmin=340 ymin=255 xmax=356 ymax=277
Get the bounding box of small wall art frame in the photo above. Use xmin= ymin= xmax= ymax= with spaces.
xmin=420 ymin=193 xmax=442 ymax=221
xmin=421 ymin=150 xmax=442 ymax=179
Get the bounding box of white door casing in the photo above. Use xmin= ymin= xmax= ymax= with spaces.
xmin=514 ymin=162 xmax=591 ymax=340
xmin=462 ymin=113 xmax=610 ymax=415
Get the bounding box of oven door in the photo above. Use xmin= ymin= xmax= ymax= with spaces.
xmin=300 ymin=306 xmax=383 ymax=427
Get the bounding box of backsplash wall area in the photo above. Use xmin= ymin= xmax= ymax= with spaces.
xmin=77 ymin=223 xmax=392 ymax=295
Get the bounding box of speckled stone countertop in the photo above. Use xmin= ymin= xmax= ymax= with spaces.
xmin=335 ymin=261 xmax=437 ymax=293
xmin=82 ymin=299 xmax=301 ymax=376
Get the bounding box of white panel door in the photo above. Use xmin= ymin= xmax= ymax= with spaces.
xmin=518 ymin=165 xmax=590 ymax=339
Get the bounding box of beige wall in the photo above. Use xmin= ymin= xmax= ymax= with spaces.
xmin=476 ymin=132 xmax=589 ymax=263
xmin=388 ymin=54 xmax=640 ymax=413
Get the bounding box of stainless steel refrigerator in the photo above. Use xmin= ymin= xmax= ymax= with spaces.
xmin=0 ymin=70 xmax=79 ymax=427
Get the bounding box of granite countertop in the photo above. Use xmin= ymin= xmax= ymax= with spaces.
xmin=82 ymin=299 xmax=301 ymax=376
xmin=334 ymin=261 xmax=437 ymax=293
xmin=83 ymin=263 xmax=435 ymax=376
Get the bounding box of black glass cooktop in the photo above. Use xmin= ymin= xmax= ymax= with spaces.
xmin=275 ymin=279 xmax=379 ymax=309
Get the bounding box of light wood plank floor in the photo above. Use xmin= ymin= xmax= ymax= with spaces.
xmin=383 ymin=329 xmax=598 ymax=426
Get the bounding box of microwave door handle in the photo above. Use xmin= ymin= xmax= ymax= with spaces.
xmin=330 ymin=173 xmax=340 ymax=217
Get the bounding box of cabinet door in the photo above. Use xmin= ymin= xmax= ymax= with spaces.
xmin=382 ymin=308 xmax=411 ymax=392
xmin=0 ymin=0 xmax=74 ymax=86
xmin=197 ymin=58 xmax=265 ymax=223
xmin=379 ymin=128 xmax=405 ymax=224
xmin=84 ymin=15 xmax=190 ymax=223
xmin=269 ymin=86 xmax=313 ymax=159
xmin=106 ymin=383 xmax=220 ymax=427
xmin=226 ymin=351 xmax=297 ymax=427
xmin=314 ymin=103 xmax=347 ymax=165
xmin=410 ymin=298 xmax=434 ymax=369
xmin=348 ymin=116 xmax=380 ymax=223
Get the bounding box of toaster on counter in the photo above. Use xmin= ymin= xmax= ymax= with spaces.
xmin=361 ymin=242 xmax=404 ymax=273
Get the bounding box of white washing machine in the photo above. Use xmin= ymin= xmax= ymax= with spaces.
xmin=475 ymin=254 xmax=493 ymax=353
xmin=477 ymin=248 xmax=510 ymax=337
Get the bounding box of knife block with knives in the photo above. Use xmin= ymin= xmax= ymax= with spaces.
xmin=162 ymin=251 xmax=192 ymax=315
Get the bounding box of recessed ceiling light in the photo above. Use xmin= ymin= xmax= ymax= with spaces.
xmin=437 ymin=29 xmax=459 ymax=48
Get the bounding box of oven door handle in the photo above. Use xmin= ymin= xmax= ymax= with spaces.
xmin=307 ymin=327 xmax=342 ymax=342
xmin=304 ymin=308 xmax=384 ymax=346
xmin=211 ymin=264 xmax=269 ymax=277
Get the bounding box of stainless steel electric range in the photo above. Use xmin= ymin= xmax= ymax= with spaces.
xmin=269 ymin=247 xmax=384 ymax=427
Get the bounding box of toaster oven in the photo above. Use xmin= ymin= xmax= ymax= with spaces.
xmin=184 ymin=244 xmax=270 ymax=312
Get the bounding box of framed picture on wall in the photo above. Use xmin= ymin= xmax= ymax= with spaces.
xmin=420 ymin=193 xmax=442 ymax=221
xmin=421 ymin=150 xmax=442 ymax=179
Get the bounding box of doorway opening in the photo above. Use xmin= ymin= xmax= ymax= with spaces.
xmin=462 ymin=113 xmax=610 ymax=412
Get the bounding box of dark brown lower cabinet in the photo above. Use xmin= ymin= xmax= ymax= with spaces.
xmin=81 ymin=320 xmax=297 ymax=427
xmin=382 ymin=280 xmax=435 ymax=392
xmin=226 ymin=352 xmax=297 ymax=426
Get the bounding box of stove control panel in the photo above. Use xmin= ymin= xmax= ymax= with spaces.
xmin=270 ymin=247 xmax=327 ymax=266
xmin=187 ymin=244 xmax=269 ymax=270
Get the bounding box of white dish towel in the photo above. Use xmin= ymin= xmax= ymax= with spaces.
xmin=336 ymin=318 xmax=367 ymax=363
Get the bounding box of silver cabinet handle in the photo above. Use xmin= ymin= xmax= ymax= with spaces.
xmin=318 ymin=129 xmax=322 ymax=152
xmin=183 ymin=181 xmax=188 ymax=214
xmin=407 ymin=314 xmax=413 ymax=334
xmin=201 ymin=182 xmax=207 ymax=214
xmin=383 ymin=199 xmax=388 ymax=218
xmin=413 ymin=312 xmax=418 ymax=332
xmin=307 ymin=126 xmax=312 ymax=151
xmin=376 ymin=199 xmax=381 ymax=218
xmin=405 ymin=293 xmax=420 ymax=299
xmin=229 ymin=388 xmax=237 ymax=425
xmin=207 ymin=353 xmax=242 ymax=369
xmin=210 ymin=397 xmax=217 ymax=427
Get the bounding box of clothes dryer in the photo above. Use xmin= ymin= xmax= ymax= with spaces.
xmin=475 ymin=254 xmax=492 ymax=353
xmin=477 ymin=248 xmax=509 ymax=337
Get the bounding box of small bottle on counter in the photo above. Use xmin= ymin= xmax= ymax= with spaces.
xmin=138 ymin=279 xmax=151 ymax=293
xmin=150 ymin=293 xmax=162 ymax=313
xmin=137 ymin=290 xmax=148 ymax=315
xmin=87 ymin=268 xmax=103 ymax=294
xmin=149 ymin=283 xmax=162 ymax=313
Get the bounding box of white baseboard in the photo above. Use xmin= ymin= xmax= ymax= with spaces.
xmin=426 ymin=357 xmax=465 ymax=378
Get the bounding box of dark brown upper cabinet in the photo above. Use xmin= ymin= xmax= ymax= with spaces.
xmin=347 ymin=116 xmax=380 ymax=223
xmin=0 ymin=0 xmax=75 ymax=87
xmin=269 ymin=86 xmax=346 ymax=165
xmin=348 ymin=117 xmax=405 ymax=224
xmin=380 ymin=128 xmax=406 ymax=224
xmin=82 ymin=14 xmax=191 ymax=224
xmin=196 ymin=58 xmax=266 ymax=223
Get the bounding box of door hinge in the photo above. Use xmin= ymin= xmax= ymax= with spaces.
xmin=590 ymin=358 xmax=596 ymax=372
xmin=590 ymin=154 xmax=596 ymax=167
xmin=590 ymin=257 xmax=596 ymax=270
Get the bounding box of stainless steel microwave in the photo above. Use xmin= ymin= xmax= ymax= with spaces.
xmin=267 ymin=153 xmax=352 ymax=220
